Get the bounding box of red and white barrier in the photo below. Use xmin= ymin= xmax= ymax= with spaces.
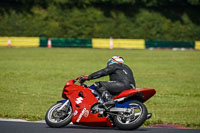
xmin=8 ymin=39 xmax=11 ymax=47
xmin=109 ymin=37 xmax=113 ymax=49
xmin=48 ymin=38 xmax=52 ymax=48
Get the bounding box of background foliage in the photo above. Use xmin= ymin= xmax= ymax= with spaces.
xmin=0 ymin=0 xmax=200 ymax=41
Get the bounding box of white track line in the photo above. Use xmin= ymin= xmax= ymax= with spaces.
xmin=0 ymin=118 xmax=45 ymax=123
xmin=0 ymin=118 xmax=74 ymax=124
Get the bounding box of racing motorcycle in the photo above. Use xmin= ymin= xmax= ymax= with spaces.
xmin=45 ymin=77 xmax=156 ymax=130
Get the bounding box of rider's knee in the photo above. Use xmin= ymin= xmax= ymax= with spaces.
xmin=94 ymin=82 xmax=107 ymax=93
xmin=94 ymin=82 xmax=102 ymax=89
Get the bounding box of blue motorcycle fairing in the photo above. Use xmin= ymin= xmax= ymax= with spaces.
xmin=115 ymin=100 xmax=139 ymax=108
xmin=89 ymin=84 xmax=95 ymax=90
xmin=57 ymin=99 xmax=137 ymax=109
xmin=57 ymin=100 xmax=67 ymax=104
xmin=90 ymin=84 xmax=138 ymax=108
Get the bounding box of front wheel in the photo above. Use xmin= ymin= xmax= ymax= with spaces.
xmin=45 ymin=100 xmax=72 ymax=128
xmin=113 ymin=100 xmax=148 ymax=130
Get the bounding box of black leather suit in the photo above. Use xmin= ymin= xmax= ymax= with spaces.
xmin=88 ymin=63 xmax=136 ymax=96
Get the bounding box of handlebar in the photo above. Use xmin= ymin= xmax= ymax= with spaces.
xmin=75 ymin=76 xmax=82 ymax=81
xmin=74 ymin=76 xmax=88 ymax=88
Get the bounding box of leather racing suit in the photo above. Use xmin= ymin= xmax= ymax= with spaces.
xmin=87 ymin=63 xmax=136 ymax=99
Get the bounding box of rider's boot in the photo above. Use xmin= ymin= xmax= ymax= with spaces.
xmin=94 ymin=83 xmax=115 ymax=110
xmin=101 ymin=91 xmax=115 ymax=109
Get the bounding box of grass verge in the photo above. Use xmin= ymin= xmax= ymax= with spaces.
xmin=0 ymin=47 xmax=200 ymax=128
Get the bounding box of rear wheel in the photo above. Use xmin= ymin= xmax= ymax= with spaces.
xmin=45 ymin=101 xmax=72 ymax=128
xmin=113 ymin=100 xmax=147 ymax=130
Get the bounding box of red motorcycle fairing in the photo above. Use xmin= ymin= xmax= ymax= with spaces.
xmin=63 ymin=83 xmax=113 ymax=127
xmin=113 ymin=88 xmax=156 ymax=102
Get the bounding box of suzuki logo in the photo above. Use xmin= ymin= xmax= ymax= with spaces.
xmin=75 ymin=97 xmax=83 ymax=104
xmin=76 ymin=108 xmax=86 ymax=122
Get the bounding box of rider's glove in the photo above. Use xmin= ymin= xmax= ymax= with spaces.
xmin=79 ymin=75 xmax=88 ymax=83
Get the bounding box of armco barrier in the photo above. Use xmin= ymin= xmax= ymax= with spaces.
xmin=0 ymin=37 xmax=39 ymax=47
xmin=145 ymin=40 xmax=195 ymax=49
xmin=40 ymin=38 xmax=92 ymax=48
xmin=92 ymin=38 xmax=145 ymax=49
xmin=195 ymin=41 xmax=200 ymax=50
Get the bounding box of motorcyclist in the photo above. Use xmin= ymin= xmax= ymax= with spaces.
xmin=79 ymin=56 xmax=136 ymax=108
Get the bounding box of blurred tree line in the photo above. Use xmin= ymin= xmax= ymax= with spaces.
xmin=0 ymin=0 xmax=200 ymax=41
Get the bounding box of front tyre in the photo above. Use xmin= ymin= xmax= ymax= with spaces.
xmin=45 ymin=101 xmax=72 ymax=128
xmin=113 ymin=100 xmax=148 ymax=130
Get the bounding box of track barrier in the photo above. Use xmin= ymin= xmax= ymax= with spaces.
xmin=0 ymin=37 xmax=39 ymax=47
xmin=145 ymin=40 xmax=194 ymax=49
xmin=195 ymin=41 xmax=200 ymax=50
xmin=0 ymin=36 xmax=199 ymax=50
xmin=92 ymin=38 xmax=145 ymax=49
xmin=40 ymin=38 xmax=92 ymax=48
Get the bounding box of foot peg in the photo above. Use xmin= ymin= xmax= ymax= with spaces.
xmin=98 ymin=100 xmax=115 ymax=110
xmin=147 ymin=113 xmax=152 ymax=119
xmin=102 ymin=101 xmax=115 ymax=110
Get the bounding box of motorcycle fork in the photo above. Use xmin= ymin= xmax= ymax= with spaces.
xmin=57 ymin=100 xmax=70 ymax=112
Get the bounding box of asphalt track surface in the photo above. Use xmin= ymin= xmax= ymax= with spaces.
xmin=0 ymin=120 xmax=200 ymax=133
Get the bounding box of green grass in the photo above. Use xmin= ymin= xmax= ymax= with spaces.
xmin=0 ymin=47 xmax=200 ymax=128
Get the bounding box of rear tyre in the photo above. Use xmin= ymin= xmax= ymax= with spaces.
xmin=113 ymin=100 xmax=147 ymax=130
xmin=45 ymin=101 xmax=72 ymax=128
